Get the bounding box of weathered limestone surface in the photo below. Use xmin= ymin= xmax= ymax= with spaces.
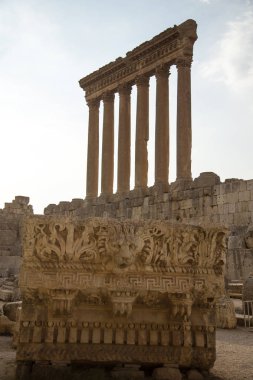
xmin=44 ymin=174 xmax=253 ymax=282
xmin=215 ymin=295 xmax=237 ymax=329
xmin=243 ymin=272 xmax=253 ymax=301
xmin=17 ymin=216 xmax=227 ymax=375
xmin=0 ymin=196 xmax=33 ymax=301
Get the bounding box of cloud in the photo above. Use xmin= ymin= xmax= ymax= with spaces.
xmin=200 ymin=10 xmax=253 ymax=89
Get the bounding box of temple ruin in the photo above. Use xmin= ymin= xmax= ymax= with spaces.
xmin=79 ymin=19 xmax=197 ymax=198
xmin=0 ymin=17 xmax=249 ymax=380
xmin=13 ymin=19 xmax=228 ymax=380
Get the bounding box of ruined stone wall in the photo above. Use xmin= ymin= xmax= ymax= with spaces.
xmin=44 ymin=173 xmax=253 ymax=282
xmin=0 ymin=196 xmax=33 ymax=300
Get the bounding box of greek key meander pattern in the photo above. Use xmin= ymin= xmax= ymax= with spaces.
xmin=20 ymin=271 xmax=208 ymax=293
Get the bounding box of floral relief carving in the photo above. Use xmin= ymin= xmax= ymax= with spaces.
xmin=22 ymin=217 xmax=227 ymax=274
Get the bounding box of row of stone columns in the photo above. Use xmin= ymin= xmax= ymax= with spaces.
xmin=86 ymin=60 xmax=192 ymax=199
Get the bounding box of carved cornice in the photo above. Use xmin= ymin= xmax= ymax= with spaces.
xmin=79 ymin=19 xmax=197 ymax=101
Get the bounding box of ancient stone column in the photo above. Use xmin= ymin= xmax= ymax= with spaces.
xmin=117 ymin=84 xmax=132 ymax=194
xmin=176 ymin=58 xmax=192 ymax=181
xmin=101 ymin=92 xmax=115 ymax=196
xmin=155 ymin=65 xmax=170 ymax=187
xmin=135 ymin=76 xmax=149 ymax=190
xmin=86 ymin=99 xmax=100 ymax=198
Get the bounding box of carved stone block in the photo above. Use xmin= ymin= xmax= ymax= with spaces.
xmin=17 ymin=216 xmax=227 ymax=373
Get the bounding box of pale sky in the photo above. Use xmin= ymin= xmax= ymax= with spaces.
xmin=0 ymin=0 xmax=252 ymax=214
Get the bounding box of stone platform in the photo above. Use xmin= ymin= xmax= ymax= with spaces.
xmin=16 ymin=216 xmax=227 ymax=379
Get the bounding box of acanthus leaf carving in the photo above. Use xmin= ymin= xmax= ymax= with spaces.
xmin=22 ymin=217 xmax=227 ymax=275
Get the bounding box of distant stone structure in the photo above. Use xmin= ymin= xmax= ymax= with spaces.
xmin=17 ymin=216 xmax=227 ymax=379
xmin=79 ymin=19 xmax=197 ymax=198
xmin=0 ymin=196 xmax=33 ymax=301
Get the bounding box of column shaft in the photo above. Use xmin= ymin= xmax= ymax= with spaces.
xmin=135 ymin=76 xmax=149 ymax=189
xmin=176 ymin=58 xmax=192 ymax=180
xmin=86 ymin=99 xmax=100 ymax=198
xmin=101 ymin=92 xmax=115 ymax=196
xmin=117 ymin=84 xmax=132 ymax=194
xmin=155 ymin=66 xmax=170 ymax=186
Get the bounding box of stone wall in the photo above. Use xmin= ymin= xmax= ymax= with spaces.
xmin=0 ymin=196 xmax=33 ymax=301
xmin=44 ymin=172 xmax=253 ymax=282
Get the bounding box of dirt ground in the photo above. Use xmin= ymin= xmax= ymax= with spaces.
xmin=210 ymin=327 xmax=253 ymax=380
xmin=0 ymin=327 xmax=253 ymax=380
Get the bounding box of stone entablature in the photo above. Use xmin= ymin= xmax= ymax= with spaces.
xmin=79 ymin=19 xmax=198 ymax=199
xmin=17 ymin=216 xmax=226 ymax=371
xmin=79 ymin=20 xmax=197 ymax=100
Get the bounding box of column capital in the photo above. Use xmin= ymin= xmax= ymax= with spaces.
xmin=176 ymin=57 xmax=192 ymax=69
xmin=102 ymin=91 xmax=115 ymax=102
xmin=86 ymin=98 xmax=100 ymax=109
xmin=155 ymin=65 xmax=170 ymax=78
xmin=118 ymin=83 xmax=132 ymax=96
xmin=135 ymin=75 xmax=150 ymax=87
